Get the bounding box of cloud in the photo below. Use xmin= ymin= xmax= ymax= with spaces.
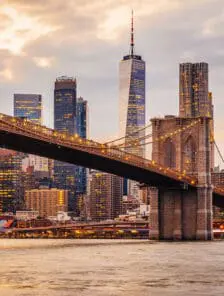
xmin=33 ymin=57 xmax=55 ymax=68
xmin=0 ymin=4 xmax=59 ymax=55
xmin=0 ymin=68 xmax=13 ymax=81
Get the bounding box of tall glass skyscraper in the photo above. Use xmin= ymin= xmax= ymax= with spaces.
xmin=119 ymin=12 xmax=146 ymax=198
xmin=54 ymin=76 xmax=77 ymax=211
xmin=119 ymin=13 xmax=145 ymax=157
xmin=179 ymin=62 xmax=211 ymax=118
xmin=0 ymin=149 xmax=22 ymax=213
xmin=76 ymin=97 xmax=88 ymax=195
xmin=14 ymin=94 xmax=42 ymax=124
xmin=14 ymin=94 xmax=49 ymax=173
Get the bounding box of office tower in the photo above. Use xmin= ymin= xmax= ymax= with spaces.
xmin=54 ymin=76 xmax=77 ymax=211
xmin=14 ymin=94 xmax=42 ymax=123
xmin=14 ymin=93 xmax=49 ymax=173
xmin=179 ymin=63 xmax=214 ymax=169
xmin=119 ymin=12 xmax=145 ymax=199
xmin=25 ymin=188 xmax=68 ymax=217
xmin=179 ymin=62 xmax=211 ymax=118
xmin=89 ymin=172 xmax=123 ymax=221
xmin=0 ymin=149 xmax=22 ymax=213
xmin=76 ymin=97 xmax=88 ymax=195
xmin=119 ymin=12 xmax=145 ymax=157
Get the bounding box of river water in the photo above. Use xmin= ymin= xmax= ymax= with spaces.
xmin=0 ymin=239 xmax=223 ymax=296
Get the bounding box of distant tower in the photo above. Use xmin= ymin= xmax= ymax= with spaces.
xmin=14 ymin=94 xmax=42 ymax=124
xmin=119 ymin=11 xmax=146 ymax=199
xmin=179 ymin=62 xmax=211 ymax=118
xmin=0 ymin=149 xmax=22 ymax=213
xmin=54 ymin=76 xmax=77 ymax=211
xmin=89 ymin=172 xmax=123 ymax=221
xmin=179 ymin=62 xmax=214 ymax=170
xmin=119 ymin=10 xmax=146 ymax=157
xmin=76 ymin=97 xmax=88 ymax=195
xmin=14 ymin=94 xmax=49 ymax=173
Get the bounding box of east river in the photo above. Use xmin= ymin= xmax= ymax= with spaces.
xmin=0 ymin=239 xmax=223 ymax=296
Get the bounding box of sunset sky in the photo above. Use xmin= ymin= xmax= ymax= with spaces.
xmin=0 ymin=0 xmax=224 ymax=166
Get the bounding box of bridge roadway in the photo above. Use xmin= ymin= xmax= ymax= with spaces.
xmin=0 ymin=113 xmax=223 ymax=208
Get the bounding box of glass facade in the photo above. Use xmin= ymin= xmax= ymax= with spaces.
xmin=76 ymin=97 xmax=88 ymax=195
xmin=0 ymin=150 xmax=22 ymax=213
xmin=119 ymin=54 xmax=146 ymax=200
xmin=14 ymin=94 xmax=42 ymax=124
xmin=54 ymin=76 xmax=77 ymax=211
xmin=14 ymin=93 xmax=49 ymax=173
xmin=179 ymin=63 xmax=211 ymax=118
xmin=119 ymin=54 xmax=146 ymax=157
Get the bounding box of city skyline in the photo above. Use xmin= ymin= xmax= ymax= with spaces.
xmin=0 ymin=1 xmax=223 ymax=167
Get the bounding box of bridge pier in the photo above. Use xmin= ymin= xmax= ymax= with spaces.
xmin=149 ymin=186 xmax=213 ymax=241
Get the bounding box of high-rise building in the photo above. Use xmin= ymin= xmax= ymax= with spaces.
xmin=179 ymin=62 xmax=212 ymax=118
xmin=89 ymin=172 xmax=123 ymax=221
xmin=76 ymin=97 xmax=88 ymax=195
xmin=179 ymin=62 xmax=214 ymax=169
xmin=25 ymin=188 xmax=68 ymax=217
xmin=0 ymin=149 xmax=22 ymax=213
xmin=119 ymin=12 xmax=145 ymax=199
xmin=54 ymin=76 xmax=77 ymax=211
xmin=119 ymin=12 xmax=145 ymax=157
xmin=14 ymin=93 xmax=49 ymax=173
xmin=14 ymin=94 xmax=42 ymax=124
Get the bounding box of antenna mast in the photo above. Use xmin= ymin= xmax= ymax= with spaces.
xmin=130 ymin=10 xmax=134 ymax=56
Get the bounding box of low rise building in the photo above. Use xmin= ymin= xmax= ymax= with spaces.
xmin=25 ymin=188 xmax=68 ymax=217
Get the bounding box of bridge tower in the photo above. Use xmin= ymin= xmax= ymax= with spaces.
xmin=149 ymin=116 xmax=213 ymax=240
xmin=149 ymin=62 xmax=214 ymax=240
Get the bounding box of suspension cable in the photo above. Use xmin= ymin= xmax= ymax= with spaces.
xmin=104 ymin=123 xmax=152 ymax=145
xmin=214 ymin=140 xmax=224 ymax=163
xmin=113 ymin=132 xmax=152 ymax=148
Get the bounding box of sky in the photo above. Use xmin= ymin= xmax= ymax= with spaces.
xmin=0 ymin=0 xmax=224 ymax=166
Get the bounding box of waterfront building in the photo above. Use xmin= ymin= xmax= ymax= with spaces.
xmin=16 ymin=210 xmax=39 ymax=220
xmin=25 ymin=188 xmax=68 ymax=217
xmin=0 ymin=149 xmax=22 ymax=213
xmin=89 ymin=172 xmax=123 ymax=221
xmin=54 ymin=76 xmax=77 ymax=211
xmin=76 ymin=97 xmax=88 ymax=195
xmin=119 ymin=12 xmax=145 ymax=199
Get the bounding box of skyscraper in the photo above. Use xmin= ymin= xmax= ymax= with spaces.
xmin=0 ymin=149 xmax=22 ymax=213
xmin=179 ymin=62 xmax=211 ymax=118
xmin=179 ymin=62 xmax=214 ymax=170
xmin=76 ymin=97 xmax=88 ymax=195
xmin=14 ymin=94 xmax=42 ymax=124
xmin=119 ymin=11 xmax=146 ymax=158
xmin=89 ymin=172 xmax=123 ymax=221
xmin=119 ymin=12 xmax=146 ymax=199
xmin=14 ymin=94 xmax=49 ymax=173
xmin=54 ymin=76 xmax=77 ymax=211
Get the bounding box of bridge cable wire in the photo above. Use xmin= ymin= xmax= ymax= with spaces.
xmin=214 ymin=140 xmax=224 ymax=163
xmin=112 ymin=119 xmax=201 ymax=150
xmin=104 ymin=123 xmax=152 ymax=145
xmin=112 ymin=132 xmax=152 ymax=148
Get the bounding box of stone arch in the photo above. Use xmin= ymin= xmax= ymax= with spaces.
xmin=182 ymin=135 xmax=197 ymax=174
xmin=163 ymin=138 xmax=176 ymax=168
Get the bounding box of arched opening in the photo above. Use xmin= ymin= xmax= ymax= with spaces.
xmin=183 ymin=136 xmax=196 ymax=174
xmin=163 ymin=138 xmax=176 ymax=168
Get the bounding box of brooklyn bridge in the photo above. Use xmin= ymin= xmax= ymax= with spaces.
xmin=0 ymin=112 xmax=223 ymax=241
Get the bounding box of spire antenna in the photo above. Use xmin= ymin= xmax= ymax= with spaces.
xmin=130 ymin=9 xmax=134 ymax=56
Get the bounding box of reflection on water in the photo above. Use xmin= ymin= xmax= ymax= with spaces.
xmin=0 ymin=239 xmax=223 ymax=296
